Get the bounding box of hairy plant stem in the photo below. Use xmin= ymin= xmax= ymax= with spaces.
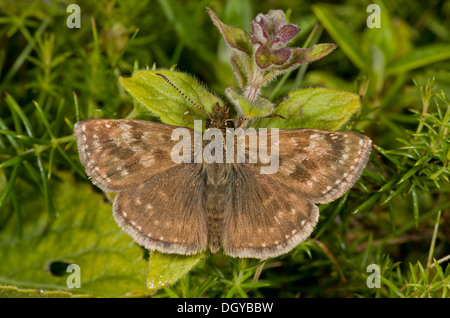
xmin=245 ymin=65 xmax=264 ymax=103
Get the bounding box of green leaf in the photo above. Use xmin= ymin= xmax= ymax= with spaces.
xmin=273 ymin=43 xmax=337 ymax=72
xmin=120 ymin=70 xmax=223 ymax=129
xmin=0 ymin=173 xmax=149 ymax=297
xmin=147 ymin=251 xmax=205 ymax=291
xmin=230 ymin=50 xmax=251 ymax=88
xmin=303 ymin=70 xmax=354 ymax=91
xmin=255 ymin=46 xmax=291 ymax=69
xmin=0 ymin=285 xmax=91 ymax=298
xmin=312 ymin=4 xmax=366 ymax=71
xmin=386 ymin=44 xmax=450 ymax=75
xmin=225 ymin=88 xmax=274 ymax=117
xmin=252 ymin=88 xmax=361 ymax=130
xmin=206 ymin=7 xmax=252 ymax=54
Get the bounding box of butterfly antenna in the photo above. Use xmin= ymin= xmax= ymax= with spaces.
xmin=156 ymin=73 xmax=213 ymax=119
xmin=240 ymin=114 xmax=285 ymax=121
xmin=235 ymin=113 xmax=285 ymax=128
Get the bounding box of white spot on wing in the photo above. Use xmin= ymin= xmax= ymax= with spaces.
xmin=290 ymin=137 xmax=298 ymax=146
xmin=119 ymin=123 xmax=133 ymax=131
xmin=140 ymin=155 xmax=155 ymax=168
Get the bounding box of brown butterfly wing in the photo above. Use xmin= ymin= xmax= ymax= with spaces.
xmin=75 ymin=119 xmax=371 ymax=258
xmin=221 ymin=164 xmax=319 ymax=259
xmin=246 ymin=129 xmax=372 ymax=204
xmin=74 ymin=119 xmax=185 ymax=192
xmin=113 ymin=164 xmax=208 ymax=255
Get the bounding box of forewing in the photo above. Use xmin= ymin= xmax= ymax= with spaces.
xmin=221 ymin=164 xmax=319 ymax=259
xmin=74 ymin=119 xmax=187 ymax=192
xmin=113 ymin=164 xmax=208 ymax=255
xmin=247 ymin=129 xmax=372 ymax=204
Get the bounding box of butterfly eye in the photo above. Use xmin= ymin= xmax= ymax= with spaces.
xmin=206 ymin=118 xmax=212 ymax=128
xmin=225 ymin=120 xmax=235 ymax=129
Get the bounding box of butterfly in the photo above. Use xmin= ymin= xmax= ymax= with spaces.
xmin=74 ymin=73 xmax=372 ymax=259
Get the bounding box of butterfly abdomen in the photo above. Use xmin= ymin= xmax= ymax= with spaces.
xmin=204 ymin=163 xmax=234 ymax=253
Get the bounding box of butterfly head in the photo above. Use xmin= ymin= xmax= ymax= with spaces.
xmin=206 ymin=103 xmax=235 ymax=131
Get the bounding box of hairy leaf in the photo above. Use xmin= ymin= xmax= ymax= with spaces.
xmin=120 ymin=70 xmax=223 ymax=129
xmin=252 ymin=88 xmax=361 ymax=130
xmin=0 ymin=173 xmax=149 ymax=297
xmin=147 ymin=251 xmax=205 ymax=291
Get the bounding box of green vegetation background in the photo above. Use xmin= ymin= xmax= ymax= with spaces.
xmin=0 ymin=0 xmax=449 ymax=297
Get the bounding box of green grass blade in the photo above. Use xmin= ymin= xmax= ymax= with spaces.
xmin=33 ymin=101 xmax=54 ymax=138
xmin=386 ymin=44 xmax=450 ymax=75
xmin=0 ymin=162 xmax=20 ymax=209
xmin=5 ymin=93 xmax=34 ymax=137
xmin=157 ymin=0 xmax=214 ymax=63
xmin=0 ymin=16 xmax=51 ymax=94
xmin=312 ymin=4 xmax=366 ymax=71
xmin=36 ymin=154 xmax=55 ymax=220
xmin=427 ymin=210 xmax=441 ymax=268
